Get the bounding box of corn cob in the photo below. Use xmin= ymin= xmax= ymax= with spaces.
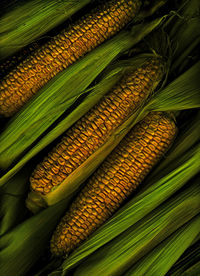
xmin=0 ymin=42 xmax=40 ymax=79
xmin=0 ymin=0 xmax=142 ymax=117
xmin=50 ymin=111 xmax=177 ymax=256
xmin=29 ymin=58 xmax=165 ymax=196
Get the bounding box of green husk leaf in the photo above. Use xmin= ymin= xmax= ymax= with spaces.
xmin=145 ymin=61 xmax=200 ymax=112
xmin=0 ymin=0 xmax=93 ymax=60
xmin=0 ymin=163 xmax=32 ymax=236
xmin=0 ymin=197 xmax=70 ymax=276
xmin=168 ymin=238 xmax=200 ymax=276
xmin=125 ymin=211 xmax=200 ymax=276
xmin=0 ymin=17 xmax=164 ymax=175
xmin=55 ymin=143 xmax=200 ymax=273
xmin=136 ymin=0 xmax=169 ymax=22
xmin=73 ymin=181 xmax=200 ymax=276
xmin=167 ymin=0 xmax=200 ymax=73
xmin=181 ymin=261 xmax=200 ymax=276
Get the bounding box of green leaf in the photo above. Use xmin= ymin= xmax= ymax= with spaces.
xmin=168 ymin=238 xmax=200 ymax=276
xmin=125 ymin=212 xmax=200 ymax=276
xmin=0 ymin=197 xmax=70 ymax=276
xmin=146 ymin=61 xmax=200 ymax=112
xmin=181 ymin=261 xmax=200 ymax=276
xmin=0 ymin=0 xmax=93 ymax=60
xmin=0 ymin=163 xmax=32 ymax=236
xmin=168 ymin=0 xmax=200 ymax=73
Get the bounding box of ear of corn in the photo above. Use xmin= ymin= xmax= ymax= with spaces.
xmin=125 ymin=211 xmax=200 ymax=276
xmin=30 ymin=58 xmax=165 ymax=196
xmin=0 ymin=0 xmax=94 ymax=60
xmin=60 ymin=143 xmax=200 ymax=272
xmin=72 ymin=181 xmax=200 ymax=276
xmin=0 ymin=0 xmax=142 ymax=117
xmin=50 ymin=111 xmax=177 ymax=256
xmin=0 ymin=17 xmax=164 ymax=175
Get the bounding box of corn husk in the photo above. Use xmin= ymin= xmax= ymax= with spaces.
xmin=0 ymin=0 xmax=94 ymax=60
xmin=0 ymin=198 xmax=69 ymax=275
xmin=0 ymin=17 xmax=164 ymax=174
xmin=181 ymin=262 xmax=200 ymax=276
xmin=168 ymin=238 xmax=200 ymax=276
xmin=72 ymin=180 xmax=200 ymax=276
xmin=144 ymin=61 xmax=200 ymax=112
xmin=172 ymin=262 xmax=200 ymax=276
xmin=0 ymin=163 xmax=32 ymax=236
xmin=125 ymin=208 xmax=200 ymax=275
xmin=167 ymin=0 xmax=200 ymax=74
